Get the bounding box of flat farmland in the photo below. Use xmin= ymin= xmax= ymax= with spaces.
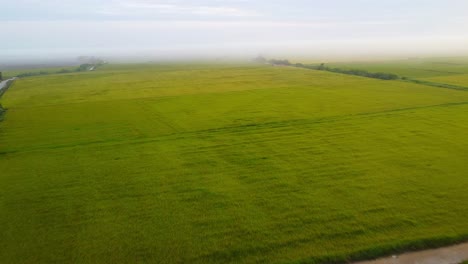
xmin=328 ymin=57 xmax=468 ymax=78
xmin=1 ymin=64 xmax=468 ymax=263
xmin=422 ymin=73 xmax=468 ymax=87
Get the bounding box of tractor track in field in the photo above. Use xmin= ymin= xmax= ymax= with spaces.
xmin=354 ymin=241 xmax=468 ymax=264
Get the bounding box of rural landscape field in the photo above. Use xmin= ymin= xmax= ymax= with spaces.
xmin=1 ymin=59 xmax=468 ymax=263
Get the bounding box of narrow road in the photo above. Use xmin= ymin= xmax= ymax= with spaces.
xmin=0 ymin=77 xmax=17 ymax=95
xmin=354 ymin=242 xmax=468 ymax=264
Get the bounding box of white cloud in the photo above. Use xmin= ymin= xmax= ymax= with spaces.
xmin=96 ymin=0 xmax=259 ymax=17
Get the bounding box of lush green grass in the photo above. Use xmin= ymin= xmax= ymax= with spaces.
xmin=1 ymin=64 xmax=468 ymax=263
xmin=423 ymin=74 xmax=468 ymax=87
xmin=328 ymin=57 xmax=468 ymax=78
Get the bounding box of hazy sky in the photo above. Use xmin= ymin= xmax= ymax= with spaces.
xmin=2 ymin=0 xmax=468 ymax=61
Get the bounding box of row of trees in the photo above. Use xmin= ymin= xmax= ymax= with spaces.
xmin=253 ymin=56 xmax=291 ymax=66
xmin=253 ymin=56 xmax=399 ymax=81
xmin=16 ymin=71 xmax=51 ymax=78
xmin=16 ymin=63 xmax=102 ymax=78
xmin=314 ymin=63 xmax=400 ymax=80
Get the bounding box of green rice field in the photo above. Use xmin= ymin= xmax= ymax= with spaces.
xmin=1 ymin=62 xmax=468 ymax=263
xmin=328 ymin=57 xmax=468 ymax=79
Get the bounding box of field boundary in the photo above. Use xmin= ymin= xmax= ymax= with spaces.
xmin=289 ymin=62 xmax=468 ymax=92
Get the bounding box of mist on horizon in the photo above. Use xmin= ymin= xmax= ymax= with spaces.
xmin=2 ymin=0 xmax=468 ymax=64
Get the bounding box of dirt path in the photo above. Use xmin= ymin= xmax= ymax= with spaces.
xmin=0 ymin=79 xmax=10 ymax=91
xmin=0 ymin=78 xmax=16 ymax=90
xmin=0 ymin=77 xmax=17 ymax=97
xmin=354 ymin=242 xmax=468 ymax=264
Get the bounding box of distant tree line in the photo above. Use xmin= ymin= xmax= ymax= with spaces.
xmin=253 ymin=56 xmax=400 ymax=81
xmin=268 ymin=59 xmax=291 ymax=66
xmin=311 ymin=63 xmax=400 ymax=80
xmin=253 ymin=56 xmax=292 ymax=66
xmin=15 ymin=62 xmax=104 ymax=78
xmin=16 ymin=71 xmax=51 ymax=78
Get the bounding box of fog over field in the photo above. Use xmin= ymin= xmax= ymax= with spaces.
xmin=2 ymin=0 xmax=468 ymax=63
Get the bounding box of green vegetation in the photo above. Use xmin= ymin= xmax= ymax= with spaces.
xmin=2 ymin=66 xmax=77 ymax=79
xmin=424 ymin=74 xmax=468 ymax=87
xmin=328 ymin=57 xmax=468 ymax=78
xmin=323 ymin=57 xmax=468 ymax=90
xmin=13 ymin=63 xmax=100 ymax=78
xmin=1 ymin=63 xmax=468 ymax=263
xmin=2 ymin=62 xmax=104 ymax=79
xmin=260 ymin=57 xmax=399 ymax=80
xmin=0 ymin=104 xmax=5 ymax=121
xmin=302 ymin=63 xmax=399 ymax=80
xmin=403 ymin=78 xmax=468 ymax=91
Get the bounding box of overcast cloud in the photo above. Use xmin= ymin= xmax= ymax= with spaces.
xmin=2 ymin=0 xmax=468 ymax=61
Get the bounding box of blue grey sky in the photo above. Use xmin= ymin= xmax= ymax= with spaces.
xmin=2 ymin=0 xmax=468 ymax=60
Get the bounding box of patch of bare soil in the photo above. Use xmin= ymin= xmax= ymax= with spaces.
xmin=354 ymin=242 xmax=468 ymax=264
